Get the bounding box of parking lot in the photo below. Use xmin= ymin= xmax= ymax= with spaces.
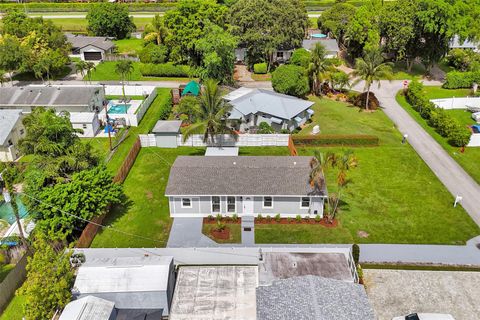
xmin=364 ymin=269 xmax=480 ymax=320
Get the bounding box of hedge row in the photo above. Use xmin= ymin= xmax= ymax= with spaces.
xmin=0 ymin=2 xmax=177 ymax=12
xmin=139 ymin=63 xmax=191 ymax=78
xmin=443 ymin=71 xmax=480 ymax=89
xmin=253 ymin=63 xmax=268 ymax=74
xmin=406 ymin=80 xmax=471 ymax=147
xmin=292 ymin=134 xmax=379 ymax=146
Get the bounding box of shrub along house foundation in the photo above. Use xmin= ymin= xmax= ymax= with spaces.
xmin=165 ymin=156 xmax=327 ymax=218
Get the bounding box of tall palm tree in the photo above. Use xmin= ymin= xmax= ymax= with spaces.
xmin=307 ymin=43 xmax=332 ymax=95
xmin=144 ymin=14 xmax=168 ymax=45
xmin=115 ymin=60 xmax=134 ymax=108
xmin=75 ymin=60 xmax=87 ymax=82
xmin=182 ymin=79 xmax=237 ymax=145
xmin=352 ymin=48 xmax=393 ymax=111
xmin=85 ymin=62 xmax=96 ymax=84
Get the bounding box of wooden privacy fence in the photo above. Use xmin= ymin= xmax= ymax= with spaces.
xmin=0 ymin=253 xmax=29 ymax=313
xmin=288 ymin=135 xmax=298 ymax=156
xmin=76 ymin=137 xmax=142 ymax=248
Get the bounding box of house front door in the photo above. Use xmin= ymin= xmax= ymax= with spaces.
xmin=243 ymin=196 xmax=254 ymax=215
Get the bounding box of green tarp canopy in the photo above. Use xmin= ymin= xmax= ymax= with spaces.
xmin=181 ymin=81 xmax=200 ymax=96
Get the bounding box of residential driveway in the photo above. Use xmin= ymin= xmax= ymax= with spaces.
xmin=352 ymin=80 xmax=480 ymax=227
xmin=167 ymin=218 xmax=218 ymax=248
xmin=364 ymin=269 xmax=480 ymax=320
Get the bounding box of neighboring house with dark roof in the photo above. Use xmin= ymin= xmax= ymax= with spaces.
xmin=256 ymin=275 xmax=375 ymax=320
xmin=224 ymin=88 xmax=315 ymax=132
xmin=0 ymin=85 xmax=105 ymax=113
xmin=66 ymin=34 xmax=115 ymax=61
xmin=0 ymin=109 xmax=24 ymax=162
xmin=303 ymin=38 xmax=340 ymax=58
xmin=165 ymin=156 xmax=327 ymax=218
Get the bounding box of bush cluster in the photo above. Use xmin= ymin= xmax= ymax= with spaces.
xmin=139 ymin=43 xmax=168 ymax=64
xmin=292 ymin=134 xmax=379 ymax=146
xmin=446 ymin=49 xmax=480 ymax=72
xmin=271 ymin=64 xmax=310 ymax=98
xmin=406 ymin=81 xmax=471 ymax=147
xmin=253 ymin=62 xmax=268 ymax=74
xmin=139 ymin=63 xmax=191 ymax=77
xmin=443 ymin=71 xmax=480 ymax=89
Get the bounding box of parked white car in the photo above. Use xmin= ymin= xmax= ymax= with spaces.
xmin=393 ymin=313 xmax=455 ymax=320
xmin=472 ymin=112 xmax=480 ymax=122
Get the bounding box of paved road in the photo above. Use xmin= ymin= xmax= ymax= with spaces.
xmin=0 ymin=13 xmax=321 ymax=19
xmin=352 ymin=80 xmax=480 ymax=226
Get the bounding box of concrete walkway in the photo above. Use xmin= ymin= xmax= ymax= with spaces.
xmin=352 ymin=80 xmax=480 ymax=227
xmin=166 ymin=218 xmax=218 ymax=248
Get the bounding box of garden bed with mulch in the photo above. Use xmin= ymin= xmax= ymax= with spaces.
xmin=203 ymin=217 xmax=241 ymax=224
xmin=254 ymin=217 xmax=338 ymax=228
xmin=210 ymin=227 xmax=230 ymax=240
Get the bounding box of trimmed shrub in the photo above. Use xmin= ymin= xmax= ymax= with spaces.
xmin=406 ymin=80 xmax=471 ymax=146
xmin=253 ymin=62 xmax=268 ymax=74
xmin=290 ymin=48 xmax=311 ymax=69
xmin=292 ymin=134 xmax=379 ymax=146
xmin=352 ymin=244 xmax=360 ymax=264
xmin=275 ymin=214 xmax=281 ymax=222
xmin=271 ymin=64 xmax=310 ymax=98
xmin=295 ymin=215 xmax=302 ymax=222
xmin=257 ymin=122 xmax=275 ymax=134
xmin=443 ymin=70 xmax=480 ymax=89
xmin=139 ymin=63 xmax=191 ymax=77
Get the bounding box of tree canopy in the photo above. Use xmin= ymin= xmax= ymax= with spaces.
xmin=271 ymin=64 xmax=310 ymax=98
xmin=87 ymin=3 xmax=135 ymax=39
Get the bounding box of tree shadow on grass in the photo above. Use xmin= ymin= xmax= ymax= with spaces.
xmin=97 ymin=194 xmax=134 ymax=231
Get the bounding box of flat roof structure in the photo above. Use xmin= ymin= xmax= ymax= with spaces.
xmin=169 ymin=266 xmax=257 ymax=320
xmin=165 ymin=156 xmax=326 ymax=196
xmin=152 ymin=120 xmax=183 ymax=133
xmin=59 ymin=296 xmax=115 ymax=320
xmin=259 ymin=252 xmax=354 ymax=286
xmin=0 ymin=109 xmax=22 ymax=145
xmin=205 ymin=147 xmax=239 ymax=156
xmin=69 ymin=112 xmax=97 ymax=123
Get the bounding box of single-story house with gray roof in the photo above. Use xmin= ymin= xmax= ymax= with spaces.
xmin=165 ymin=156 xmax=327 ymax=218
xmin=66 ymin=34 xmax=115 ymax=61
xmin=257 ymin=275 xmax=375 ymax=320
xmin=224 ymin=88 xmax=315 ymax=132
xmin=303 ymin=38 xmax=340 ymax=58
xmin=0 ymin=109 xmax=24 ymax=162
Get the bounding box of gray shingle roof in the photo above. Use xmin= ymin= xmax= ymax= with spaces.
xmin=165 ymin=156 xmax=326 ymax=196
xmin=0 ymin=109 xmax=22 ymax=145
xmin=152 ymin=120 xmax=183 ymax=133
xmin=66 ymin=34 xmax=115 ymax=51
xmin=0 ymin=86 xmax=102 ymax=107
xmin=225 ymin=89 xmax=314 ymax=120
xmin=303 ymin=39 xmax=340 ymax=52
xmin=256 ymin=276 xmax=375 ymax=320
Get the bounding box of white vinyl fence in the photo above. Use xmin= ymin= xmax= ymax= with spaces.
xmin=430 ymin=97 xmax=480 ymax=110
xmin=468 ymin=133 xmax=480 ymax=147
xmin=105 ymin=85 xmax=157 ymax=96
xmin=139 ymin=134 xmax=290 ymax=148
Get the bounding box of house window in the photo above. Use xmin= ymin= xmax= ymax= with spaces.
xmin=82 ymin=124 xmax=88 ymax=129
xmin=263 ymin=196 xmax=273 ymax=208
xmin=301 ymin=197 xmax=310 ymax=208
xmin=181 ymin=198 xmax=192 ymax=208
xmin=19 ymin=129 xmax=24 ymax=135
xmin=212 ymin=196 xmax=220 ymax=212
xmin=227 ymin=196 xmax=236 ymax=212
xmin=276 ymin=51 xmax=284 ymax=59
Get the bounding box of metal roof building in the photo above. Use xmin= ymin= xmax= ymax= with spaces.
xmin=72 ymin=255 xmax=175 ymax=318
xmin=0 ymin=110 xmax=22 ymax=146
xmin=59 ymin=296 xmax=116 ymax=320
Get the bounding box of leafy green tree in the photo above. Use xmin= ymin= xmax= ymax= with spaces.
xmin=115 ymin=60 xmax=134 ymax=106
xmin=195 ymin=24 xmax=238 ymax=84
xmin=19 ymin=235 xmax=74 ymax=319
xmin=164 ymin=0 xmax=228 ymax=65
xmin=317 ymin=3 xmax=357 ymax=44
xmin=0 ymin=35 xmax=25 ymax=84
xmin=330 ymin=71 xmax=350 ymax=91
xmin=139 ymin=43 xmax=168 ymax=64
xmin=1 ymin=9 xmax=30 ymax=38
xmin=345 ymin=1 xmax=381 ymax=58
xmin=32 ymin=49 xmax=69 ymax=83
xmin=352 ymin=48 xmax=393 ymax=110
xmin=307 ymin=43 xmax=332 ymax=95
xmin=290 ymin=48 xmax=312 ymax=69
xmin=230 ymin=0 xmax=308 ymax=67
xmin=182 ymin=79 xmax=237 ymax=145
xmin=272 ymin=64 xmax=310 ymax=98
xmin=87 ymin=3 xmax=135 ymax=39
xmin=34 ymin=166 xmax=122 ymax=238
xmin=144 ymin=14 xmax=168 ymax=45
xmin=176 ymin=95 xmax=201 ymax=123
xmin=257 ymin=122 xmax=275 ymax=134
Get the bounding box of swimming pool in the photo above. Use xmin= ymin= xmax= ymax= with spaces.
xmin=0 ymin=197 xmax=30 ymax=225
xmin=311 ymin=33 xmax=327 ymax=39
xmin=108 ymin=103 xmax=131 ymax=114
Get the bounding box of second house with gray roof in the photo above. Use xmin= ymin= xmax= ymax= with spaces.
xmin=165 ymin=156 xmax=327 ymax=218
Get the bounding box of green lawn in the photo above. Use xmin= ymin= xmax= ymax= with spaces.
xmin=421 ymin=86 xmax=471 ymax=99
xmin=202 ymin=222 xmax=242 ymax=244
xmin=257 ymin=96 xmax=479 ymax=244
xmin=396 ymin=88 xmax=480 ymax=184
xmin=12 ymin=66 xmax=72 ymax=81
xmin=389 ymin=61 xmax=426 ymax=80
xmin=0 ymin=264 xmax=14 ymax=282
xmin=114 ymin=38 xmax=145 ymax=55
xmin=45 ymin=16 xmax=151 ymax=32
xmin=0 ymin=295 xmax=25 ymax=320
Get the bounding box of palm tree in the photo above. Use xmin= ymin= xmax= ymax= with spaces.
xmin=115 ymin=60 xmax=134 ymax=108
xmin=144 ymin=14 xmax=168 ymax=45
xmin=182 ymin=79 xmax=237 ymax=146
xmin=307 ymin=43 xmax=332 ymax=95
xmin=85 ymin=62 xmax=96 ymax=84
xmin=75 ymin=60 xmax=87 ymax=82
xmin=352 ymin=48 xmax=393 ymax=111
